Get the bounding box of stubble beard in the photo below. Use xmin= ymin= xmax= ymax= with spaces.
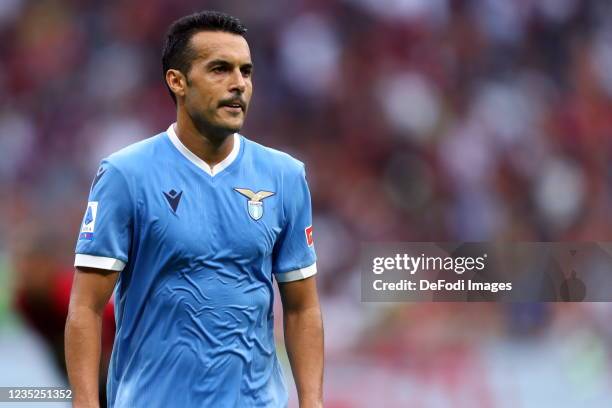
xmin=188 ymin=104 xmax=242 ymax=145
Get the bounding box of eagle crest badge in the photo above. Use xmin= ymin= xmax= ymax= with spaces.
xmin=234 ymin=188 xmax=275 ymax=221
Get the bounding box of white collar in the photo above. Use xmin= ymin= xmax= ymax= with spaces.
xmin=166 ymin=123 xmax=240 ymax=177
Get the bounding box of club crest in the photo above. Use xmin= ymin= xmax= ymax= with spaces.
xmin=234 ymin=188 xmax=275 ymax=221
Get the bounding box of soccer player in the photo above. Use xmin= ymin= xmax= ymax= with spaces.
xmin=65 ymin=11 xmax=323 ymax=408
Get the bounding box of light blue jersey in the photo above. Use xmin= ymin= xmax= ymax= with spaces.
xmin=74 ymin=124 xmax=317 ymax=408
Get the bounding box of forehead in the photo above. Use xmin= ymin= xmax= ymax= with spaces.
xmin=189 ymin=31 xmax=251 ymax=64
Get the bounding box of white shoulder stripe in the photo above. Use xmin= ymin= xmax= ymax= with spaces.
xmin=275 ymin=263 xmax=317 ymax=282
xmin=74 ymin=254 xmax=126 ymax=271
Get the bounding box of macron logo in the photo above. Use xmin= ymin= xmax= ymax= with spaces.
xmin=163 ymin=189 xmax=183 ymax=213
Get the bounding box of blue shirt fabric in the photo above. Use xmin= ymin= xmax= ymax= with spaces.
xmin=74 ymin=124 xmax=317 ymax=408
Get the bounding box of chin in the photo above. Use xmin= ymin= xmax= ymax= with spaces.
xmin=221 ymin=121 xmax=243 ymax=134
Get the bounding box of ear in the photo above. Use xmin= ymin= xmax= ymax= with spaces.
xmin=165 ymin=69 xmax=188 ymax=100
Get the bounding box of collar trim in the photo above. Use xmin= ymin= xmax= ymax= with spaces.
xmin=166 ymin=123 xmax=240 ymax=176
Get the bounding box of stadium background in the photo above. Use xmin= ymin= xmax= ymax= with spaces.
xmin=1 ymin=0 xmax=612 ymax=406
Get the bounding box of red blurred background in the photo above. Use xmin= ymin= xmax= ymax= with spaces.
xmin=1 ymin=0 xmax=612 ymax=406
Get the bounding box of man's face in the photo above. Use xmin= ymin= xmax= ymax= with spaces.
xmin=181 ymin=31 xmax=253 ymax=136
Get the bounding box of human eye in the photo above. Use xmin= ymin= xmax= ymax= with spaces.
xmin=209 ymin=62 xmax=231 ymax=74
xmin=241 ymin=66 xmax=253 ymax=78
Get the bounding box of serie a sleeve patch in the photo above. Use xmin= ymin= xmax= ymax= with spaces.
xmin=79 ymin=201 xmax=98 ymax=240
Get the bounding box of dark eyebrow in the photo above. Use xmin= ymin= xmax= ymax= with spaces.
xmin=206 ymin=59 xmax=231 ymax=68
xmin=206 ymin=59 xmax=253 ymax=69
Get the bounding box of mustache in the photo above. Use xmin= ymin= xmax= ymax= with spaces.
xmin=218 ymin=97 xmax=246 ymax=110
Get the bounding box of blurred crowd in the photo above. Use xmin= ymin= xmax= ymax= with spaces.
xmin=1 ymin=0 xmax=612 ymax=406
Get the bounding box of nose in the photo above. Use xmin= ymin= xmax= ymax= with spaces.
xmin=229 ymin=68 xmax=246 ymax=93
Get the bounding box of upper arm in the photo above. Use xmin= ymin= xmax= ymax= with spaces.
xmin=71 ymin=161 xmax=132 ymax=314
xmin=69 ymin=267 xmax=119 ymax=314
xmin=278 ymin=275 xmax=320 ymax=313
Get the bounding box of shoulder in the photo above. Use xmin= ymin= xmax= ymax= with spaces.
xmin=240 ymin=136 xmax=306 ymax=178
xmin=101 ymin=132 xmax=167 ymax=175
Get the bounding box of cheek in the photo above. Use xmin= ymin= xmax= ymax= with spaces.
xmin=244 ymin=84 xmax=254 ymax=103
xmin=187 ymin=76 xmax=218 ymax=102
xmin=189 ymin=89 xmax=216 ymax=111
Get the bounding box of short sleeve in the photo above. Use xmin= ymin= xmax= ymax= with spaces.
xmin=272 ymin=164 xmax=317 ymax=282
xmin=74 ymin=161 xmax=133 ymax=272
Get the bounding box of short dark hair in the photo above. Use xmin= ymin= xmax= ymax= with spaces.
xmin=162 ymin=11 xmax=247 ymax=104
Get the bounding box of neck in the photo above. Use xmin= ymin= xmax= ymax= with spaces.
xmin=175 ymin=109 xmax=235 ymax=167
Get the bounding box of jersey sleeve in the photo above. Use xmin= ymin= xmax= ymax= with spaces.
xmin=272 ymin=164 xmax=317 ymax=282
xmin=74 ymin=161 xmax=134 ymax=272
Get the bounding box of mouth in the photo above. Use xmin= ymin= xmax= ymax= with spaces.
xmin=221 ymin=105 xmax=243 ymax=114
xmin=219 ymin=100 xmax=245 ymax=113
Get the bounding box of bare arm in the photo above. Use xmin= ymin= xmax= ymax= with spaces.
xmin=278 ymin=276 xmax=324 ymax=408
xmin=65 ymin=267 xmax=118 ymax=408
